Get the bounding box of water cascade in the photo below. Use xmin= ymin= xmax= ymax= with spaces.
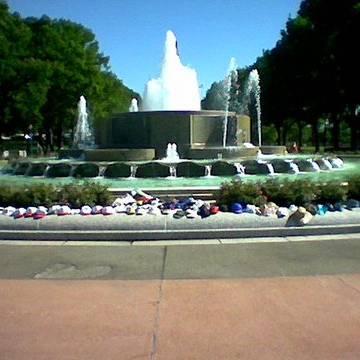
xmin=248 ymin=70 xmax=262 ymax=146
xmin=141 ymin=30 xmax=201 ymax=111
xmin=73 ymin=95 xmax=95 ymax=149
xmin=129 ymin=98 xmax=139 ymax=112
xmin=223 ymin=57 xmax=237 ymax=147
xmin=164 ymin=143 xmax=180 ymax=162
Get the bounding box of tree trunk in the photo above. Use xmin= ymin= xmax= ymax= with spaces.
xmin=331 ymin=113 xmax=340 ymax=150
xmin=297 ymin=121 xmax=303 ymax=147
xmin=312 ymin=120 xmax=320 ymax=152
xmin=45 ymin=127 xmax=54 ymax=153
xmin=349 ymin=114 xmax=359 ymax=150
xmin=275 ymin=125 xmax=282 ymax=145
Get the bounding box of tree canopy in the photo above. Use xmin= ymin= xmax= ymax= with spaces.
xmin=0 ymin=1 xmax=137 ymax=151
xmin=202 ymin=0 xmax=360 ymax=150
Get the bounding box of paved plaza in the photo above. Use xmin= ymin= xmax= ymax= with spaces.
xmin=1 ymin=236 xmax=360 ymax=359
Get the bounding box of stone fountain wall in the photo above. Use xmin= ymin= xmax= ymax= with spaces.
xmin=93 ymin=110 xmax=252 ymax=161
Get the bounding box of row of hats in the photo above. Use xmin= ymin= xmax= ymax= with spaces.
xmin=0 ymin=204 xmax=130 ymax=218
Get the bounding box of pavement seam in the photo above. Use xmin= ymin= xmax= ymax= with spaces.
xmin=150 ymin=246 xmax=167 ymax=359
xmin=337 ymin=275 xmax=360 ymax=296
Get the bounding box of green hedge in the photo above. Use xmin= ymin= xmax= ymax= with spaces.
xmin=215 ymin=177 xmax=357 ymax=208
xmin=0 ymin=181 xmax=112 ymax=208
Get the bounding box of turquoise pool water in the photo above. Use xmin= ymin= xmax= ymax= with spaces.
xmin=0 ymin=156 xmax=358 ymax=189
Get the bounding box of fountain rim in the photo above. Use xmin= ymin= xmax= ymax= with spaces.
xmin=117 ymin=109 xmax=238 ymax=116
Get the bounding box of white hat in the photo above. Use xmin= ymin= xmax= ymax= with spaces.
xmin=13 ymin=207 xmax=26 ymax=219
xmin=135 ymin=206 xmax=147 ymax=215
xmin=91 ymin=205 xmax=103 ymax=214
xmin=102 ymin=206 xmax=115 ymax=215
xmin=24 ymin=206 xmax=37 ymax=218
xmin=49 ymin=204 xmax=61 ymax=215
xmin=114 ymin=204 xmax=127 ymax=213
xmin=57 ymin=205 xmax=71 ymax=216
xmin=148 ymin=205 xmax=161 ymax=216
xmin=186 ymin=208 xmax=198 ymax=219
xmin=277 ymin=207 xmax=290 ymax=218
xmin=80 ymin=205 xmax=92 ymax=216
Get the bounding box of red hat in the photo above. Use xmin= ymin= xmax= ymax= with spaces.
xmin=210 ymin=204 xmax=219 ymax=215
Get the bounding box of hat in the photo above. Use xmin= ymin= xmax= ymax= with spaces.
xmin=199 ymin=203 xmax=211 ymax=218
xmin=33 ymin=207 xmax=47 ymax=219
xmin=210 ymin=204 xmax=219 ymax=215
xmin=80 ymin=205 xmax=92 ymax=215
xmin=91 ymin=205 xmax=103 ymax=215
xmin=114 ymin=204 xmax=127 ymax=213
xmin=112 ymin=193 xmax=136 ymax=206
xmin=48 ymin=204 xmax=61 ymax=215
xmin=148 ymin=205 xmax=161 ymax=216
xmin=186 ymin=208 xmax=198 ymax=218
xmin=287 ymin=206 xmax=313 ymax=226
xmin=13 ymin=207 xmax=26 ymax=219
xmin=173 ymin=209 xmax=186 ymax=219
xmin=102 ymin=206 xmax=115 ymax=215
xmin=135 ymin=206 xmax=147 ymax=215
xmin=277 ymin=207 xmax=290 ymax=218
xmin=57 ymin=205 xmax=71 ymax=216
xmin=24 ymin=206 xmax=37 ymax=218
xmin=126 ymin=204 xmax=136 ymax=215
xmin=231 ymin=202 xmax=243 ymax=214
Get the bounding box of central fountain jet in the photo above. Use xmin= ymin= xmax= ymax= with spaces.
xmin=141 ymin=30 xmax=201 ymax=111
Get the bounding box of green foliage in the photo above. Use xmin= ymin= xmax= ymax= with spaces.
xmin=347 ymin=176 xmax=360 ymax=200
xmin=316 ymin=181 xmax=347 ymax=204
xmin=0 ymin=180 xmax=112 ymax=208
xmin=215 ymin=178 xmax=266 ymax=207
xmin=261 ymin=178 xmax=318 ymax=207
xmin=25 ymin=183 xmax=60 ymax=207
xmin=0 ymin=5 xmax=137 ymax=150
xmin=216 ymin=177 xmax=351 ymax=208
xmin=59 ymin=180 xmax=111 ymax=207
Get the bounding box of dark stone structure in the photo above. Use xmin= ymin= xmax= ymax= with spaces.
xmin=93 ymin=110 xmax=252 ymax=161
xmin=176 ymin=161 xmax=206 ymax=177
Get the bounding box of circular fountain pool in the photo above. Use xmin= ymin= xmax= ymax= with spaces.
xmin=0 ymin=154 xmax=354 ymax=191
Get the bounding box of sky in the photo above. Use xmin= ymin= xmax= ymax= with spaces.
xmin=6 ymin=0 xmax=303 ymax=98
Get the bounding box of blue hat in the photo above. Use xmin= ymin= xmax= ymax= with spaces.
xmin=231 ymin=202 xmax=243 ymax=214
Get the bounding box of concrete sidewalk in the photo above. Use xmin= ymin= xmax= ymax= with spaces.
xmin=1 ymin=239 xmax=360 ymax=359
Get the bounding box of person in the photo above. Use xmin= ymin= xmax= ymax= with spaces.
xmin=36 ymin=142 xmax=44 ymax=156
xmin=291 ymin=142 xmax=299 ymax=153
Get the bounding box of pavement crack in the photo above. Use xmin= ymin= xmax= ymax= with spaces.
xmin=338 ymin=275 xmax=360 ymax=295
xmin=150 ymin=246 xmax=167 ymax=359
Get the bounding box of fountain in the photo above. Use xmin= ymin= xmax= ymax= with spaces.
xmin=248 ymin=69 xmax=262 ymax=147
xmin=73 ymin=95 xmax=95 ymax=150
xmin=78 ymin=29 xmax=263 ymax=162
xmin=223 ymin=57 xmax=237 ymax=148
xmin=141 ymin=30 xmax=201 ymax=111
xmin=129 ymin=98 xmax=139 ymax=112
xmin=2 ymin=29 xmax=345 ymax=182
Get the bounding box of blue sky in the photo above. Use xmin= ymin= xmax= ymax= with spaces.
xmin=7 ymin=0 xmax=302 ymax=98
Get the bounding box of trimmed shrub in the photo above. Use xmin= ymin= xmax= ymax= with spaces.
xmin=316 ymin=180 xmax=347 ymax=204
xmin=59 ymin=181 xmax=112 ymax=207
xmin=347 ymin=176 xmax=360 ymax=200
xmin=261 ymin=178 xmax=318 ymax=207
xmin=25 ymin=184 xmax=60 ymax=207
xmin=215 ymin=178 xmax=266 ymax=207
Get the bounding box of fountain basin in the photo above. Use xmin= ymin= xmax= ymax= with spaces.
xmin=187 ymin=146 xmax=259 ymax=160
xmin=1 ymin=156 xmax=344 ymax=179
xmin=84 ymin=148 xmax=155 ymax=162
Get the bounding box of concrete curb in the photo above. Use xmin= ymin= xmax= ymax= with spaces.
xmin=1 ymin=208 xmax=360 ymax=241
